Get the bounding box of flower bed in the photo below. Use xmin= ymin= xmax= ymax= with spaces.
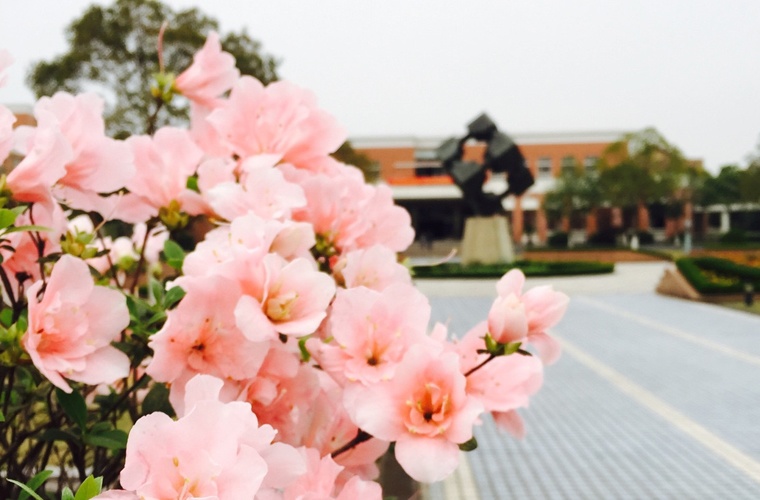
xmin=675 ymin=256 xmax=760 ymax=294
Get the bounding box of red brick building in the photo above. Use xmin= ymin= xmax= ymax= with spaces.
xmin=352 ymin=131 xmax=626 ymax=245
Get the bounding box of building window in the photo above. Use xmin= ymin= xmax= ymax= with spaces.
xmin=584 ymin=156 xmax=599 ymax=173
xmin=537 ymin=157 xmax=552 ymax=179
xmin=414 ymin=149 xmax=444 ymax=177
xmin=560 ymin=156 xmax=576 ymax=174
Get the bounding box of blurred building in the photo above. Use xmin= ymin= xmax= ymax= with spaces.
xmin=351 ymin=131 xmax=625 ymax=246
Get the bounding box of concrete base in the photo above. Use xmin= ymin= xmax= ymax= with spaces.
xmin=460 ymin=216 xmax=515 ymax=265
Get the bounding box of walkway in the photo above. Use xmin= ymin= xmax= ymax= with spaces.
xmin=417 ymin=262 xmax=760 ymax=499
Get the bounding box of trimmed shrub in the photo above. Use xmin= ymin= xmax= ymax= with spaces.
xmin=676 ymin=256 xmax=760 ymax=294
xmin=587 ymin=228 xmax=619 ymax=247
xmin=412 ymin=260 xmax=614 ymax=279
xmin=547 ymin=232 xmax=569 ymax=248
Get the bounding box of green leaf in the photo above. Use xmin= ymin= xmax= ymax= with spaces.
xmin=0 ymin=208 xmax=19 ymax=230
xmin=0 ymin=308 xmax=13 ymax=327
xmin=458 ymin=436 xmax=478 ymax=452
xmin=38 ymin=428 xmax=79 ymax=443
xmin=5 ymin=479 xmax=44 ymax=500
xmin=484 ymin=332 xmax=498 ymax=354
xmin=18 ymin=470 xmax=53 ymax=500
xmin=142 ymin=381 xmax=175 ymax=417
xmin=503 ymin=342 xmax=522 ymax=356
xmin=163 ymin=239 xmax=185 ymax=271
xmin=163 ymin=285 xmax=186 ymax=309
xmin=56 ymin=387 xmax=88 ymax=431
xmin=73 ymin=475 xmax=103 ymax=500
xmin=3 ymin=224 xmax=52 ymax=234
xmin=84 ymin=430 xmax=128 ymax=450
xmin=62 ymin=487 xmax=75 ymax=500
xmin=186 ymin=174 xmax=199 ymax=192
xmin=298 ymin=336 xmax=311 ymax=362
xmin=0 ymin=409 xmax=4 ymax=422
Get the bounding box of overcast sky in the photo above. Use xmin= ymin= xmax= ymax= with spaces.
xmin=2 ymin=0 xmax=759 ymax=173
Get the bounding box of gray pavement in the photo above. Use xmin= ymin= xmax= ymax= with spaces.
xmin=417 ymin=262 xmax=760 ymax=499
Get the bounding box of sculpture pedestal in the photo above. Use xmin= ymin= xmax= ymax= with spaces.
xmin=460 ymin=215 xmax=515 ymax=265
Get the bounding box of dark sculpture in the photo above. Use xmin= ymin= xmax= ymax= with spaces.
xmin=436 ymin=113 xmax=534 ymax=216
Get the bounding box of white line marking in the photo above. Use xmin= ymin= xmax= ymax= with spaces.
xmin=443 ymin=451 xmax=480 ymax=500
xmin=578 ymin=296 xmax=760 ymax=367
xmin=558 ymin=335 xmax=760 ymax=485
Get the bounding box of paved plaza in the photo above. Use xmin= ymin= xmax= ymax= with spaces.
xmin=417 ymin=262 xmax=760 ymax=499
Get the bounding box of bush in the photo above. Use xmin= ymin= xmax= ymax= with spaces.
xmin=676 ymin=256 xmax=760 ymax=294
xmin=636 ymin=231 xmax=655 ymax=245
xmin=720 ymin=228 xmax=748 ymax=244
xmin=547 ymin=232 xmax=569 ymax=248
xmin=587 ymin=228 xmax=619 ymax=247
xmin=412 ymin=260 xmax=614 ymax=279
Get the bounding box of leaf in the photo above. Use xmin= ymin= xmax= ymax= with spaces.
xmin=62 ymin=487 xmax=75 ymax=500
xmin=458 ymin=436 xmax=478 ymax=452
xmin=0 ymin=308 xmax=12 ymax=327
xmin=18 ymin=470 xmax=53 ymax=500
xmin=73 ymin=475 xmax=103 ymax=500
xmin=163 ymin=239 xmax=185 ymax=271
xmin=38 ymin=428 xmax=79 ymax=443
xmin=56 ymin=387 xmax=88 ymax=431
xmin=84 ymin=429 xmax=128 ymax=450
xmin=0 ymin=208 xmax=19 ymax=230
xmin=142 ymin=381 xmax=175 ymax=417
xmin=162 ymin=285 xmax=185 ymax=309
xmin=3 ymin=224 xmax=52 ymax=234
xmin=5 ymin=479 xmax=44 ymax=500
xmin=0 ymin=409 xmax=4 ymax=422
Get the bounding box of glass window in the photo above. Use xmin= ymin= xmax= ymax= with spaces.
xmin=584 ymin=156 xmax=599 ymax=173
xmin=537 ymin=157 xmax=553 ymax=179
xmin=561 ymin=156 xmax=576 ymax=173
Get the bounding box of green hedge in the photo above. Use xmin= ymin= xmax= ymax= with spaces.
xmin=412 ymin=260 xmax=614 ymax=279
xmin=676 ymin=256 xmax=760 ymax=294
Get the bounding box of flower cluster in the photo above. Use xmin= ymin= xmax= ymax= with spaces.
xmin=0 ymin=33 xmax=568 ymax=499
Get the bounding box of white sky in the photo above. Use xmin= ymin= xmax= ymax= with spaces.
xmin=2 ymin=0 xmax=759 ymax=173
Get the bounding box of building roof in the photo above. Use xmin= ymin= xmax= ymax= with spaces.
xmin=350 ymin=130 xmax=630 ymax=149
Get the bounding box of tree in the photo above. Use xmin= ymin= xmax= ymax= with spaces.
xmin=597 ymin=127 xmax=697 ymax=232
xmin=27 ymin=0 xmax=279 ymax=137
xmin=699 ymin=164 xmax=742 ymax=209
xmin=542 ymin=162 xmax=600 ymax=228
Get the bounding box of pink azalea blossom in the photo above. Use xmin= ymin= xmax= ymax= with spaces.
xmin=286 ymin=164 xmax=414 ymax=255
xmin=234 ymin=253 xmax=335 ymax=341
xmin=119 ymin=374 xmax=304 ymax=499
xmin=174 ymin=31 xmax=239 ymax=107
xmin=309 ymin=283 xmax=431 ymax=386
xmin=487 ymin=269 xmax=569 ymax=363
xmin=115 ymin=127 xmax=204 ymax=222
xmin=7 ymin=125 xmax=72 ymax=205
xmin=336 ymin=245 xmax=412 ymax=291
xmin=32 ymin=92 xmax=134 ymax=214
xmin=279 ymin=447 xmax=382 ymax=500
xmin=456 ymin=321 xmax=543 ymax=436
xmin=205 ymin=156 xmax=306 ymax=222
xmin=22 ymin=255 xmax=130 ymax=392
xmin=348 ymin=344 xmax=483 ymax=483
xmin=147 ymin=275 xmax=269 ymax=387
xmin=207 ymin=77 xmax=345 ymax=169
xmin=0 ymin=49 xmax=12 ymax=87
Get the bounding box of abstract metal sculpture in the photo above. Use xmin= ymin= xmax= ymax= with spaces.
xmin=436 ymin=113 xmax=534 ymax=215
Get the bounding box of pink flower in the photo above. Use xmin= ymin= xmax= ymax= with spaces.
xmin=119 ymin=375 xmax=303 ymax=499
xmin=279 ymin=447 xmax=382 ymax=500
xmin=204 ymin=156 xmax=306 ymax=222
xmin=309 ymin=283 xmax=431 ymax=386
xmin=174 ymin=31 xmax=239 ymax=107
xmin=348 ymin=344 xmax=483 ymax=483
xmin=7 ymin=125 xmax=72 ymax=205
xmin=456 ymin=321 xmax=543 ymax=436
xmin=114 ymin=127 xmax=203 ymax=222
xmin=234 ymin=254 xmax=336 ymax=341
xmin=33 ymin=92 xmax=134 ymax=214
xmin=22 ymin=255 xmax=130 ymax=392
xmin=336 ymin=245 xmax=412 ymax=291
xmin=207 ymin=77 xmax=345 ymax=169
xmin=487 ymin=269 xmax=569 ymax=363
xmin=147 ymin=275 xmax=269 ymax=387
